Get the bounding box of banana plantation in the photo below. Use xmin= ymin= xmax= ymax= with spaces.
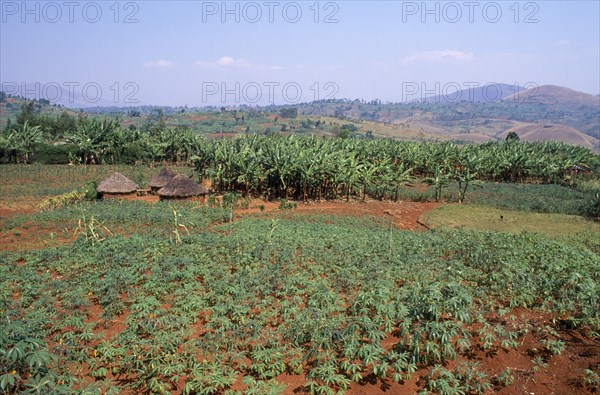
xmin=190 ymin=135 xmax=598 ymax=201
xmin=4 ymin=117 xmax=596 ymax=202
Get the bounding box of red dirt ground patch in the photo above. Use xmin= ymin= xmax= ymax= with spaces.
xmin=235 ymin=199 xmax=439 ymax=231
xmin=1 ymin=222 xmax=73 ymax=252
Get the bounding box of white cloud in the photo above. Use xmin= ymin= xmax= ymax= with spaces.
xmin=143 ymin=59 xmax=175 ymax=68
xmin=195 ymin=56 xmax=253 ymax=68
xmin=269 ymin=65 xmax=284 ymax=71
xmin=216 ymin=56 xmax=236 ymax=66
xmin=556 ymin=39 xmax=571 ymax=47
xmin=403 ymin=50 xmax=475 ymax=63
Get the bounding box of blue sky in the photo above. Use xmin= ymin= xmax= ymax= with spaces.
xmin=1 ymin=1 xmax=599 ymax=106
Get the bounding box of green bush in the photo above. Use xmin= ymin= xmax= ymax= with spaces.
xmin=30 ymin=143 xmax=79 ymax=164
xmin=278 ymin=199 xmax=297 ymax=210
xmin=222 ymin=192 xmax=241 ymax=209
xmin=119 ymin=142 xmax=149 ymax=165
xmin=586 ymin=190 xmax=600 ymax=219
xmin=83 ymin=180 xmax=99 ymax=200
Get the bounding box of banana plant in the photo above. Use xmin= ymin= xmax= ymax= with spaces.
xmin=7 ymin=120 xmax=43 ymax=163
xmin=424 ymin=166 xmax=451 ymax=202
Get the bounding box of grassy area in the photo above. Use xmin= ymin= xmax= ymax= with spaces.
xmin=0 ymin=164 xmax=193 ymax=197
xmin=383 ymin=180 xmax=597 ymax=217
xmin=462 ymin=182 xmax=596 ymax=216
xmin=421 ymin=204 xmax=600 ymax=237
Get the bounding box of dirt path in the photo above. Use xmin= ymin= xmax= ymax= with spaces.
xmin=235 ymin=199 xmax=439 ymax=231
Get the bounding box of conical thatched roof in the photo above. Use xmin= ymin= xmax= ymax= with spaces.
xmin=149 ymin=168 xmax=177 ymax=189
xmin=158 ymin=174 xmax=208 ymax=197
xmin=97 ymin=172 xmax=138 ymax=194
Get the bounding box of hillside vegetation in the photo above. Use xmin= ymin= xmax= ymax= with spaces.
xmin=2 ymin=84 xmax=599 ymax=151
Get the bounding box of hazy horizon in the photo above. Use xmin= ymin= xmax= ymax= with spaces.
xmin=1 ymin=1 xmax=599 ymax=107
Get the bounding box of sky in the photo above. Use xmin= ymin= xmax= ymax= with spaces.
xmin=1 ymin=0 xmax=599 ymax=106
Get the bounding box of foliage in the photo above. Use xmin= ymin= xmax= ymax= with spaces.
xmin=1 ymin=120 xmax=44 ymax=163
xmin=424 ymin=362 xmax=491 ymax=395
xmin=278 ymin=199 xmax=297 ymax=210
xmin=1 ymin=211 xmax=598 ymax=393
xmin=189 ymin=136 xmax=598 ymax=202
xmin=73 ymin=212 xmax=112 ymax=244
xmin=462 ymin=182 xmax=598 ymax=217
xmin=38 ymin=190 xmax=87 ymax=212
xmin=583 ymin=369 xmax=599 ymax=391
xmin=2 ymin=123 xmax=599 ymax=203
xmin=8 ymin=200 xmax=231 ymax=233
xmin=37 ymin=181 xmax=99 ymax=211
xmin=29 ymin=143 xmax=79 ymax=164
xmin=494 ymin=368 xmax=514 ymax=387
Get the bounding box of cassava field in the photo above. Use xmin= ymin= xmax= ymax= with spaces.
xmin=1 ymin=139 xmax=600 ymax=394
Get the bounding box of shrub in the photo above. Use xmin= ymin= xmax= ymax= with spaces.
xmin=83 ymin=180 xmax=99 ymax=200
xmin=38 ymin=190 xmax=86 ymax=211
xmin=30 ymin=143 xmax=78 ymax=164
xmin=38 ymin=181 xmax=99 ymax=211
xmin=222 ymin=192 xmax=241 ymax=209
xmin=585 ymin=190 xmax=600 ymax=219
xmin=583 ymin=369 xmax=599 ymax=391
xmin=278 ymin=199 xmax=297 ymax=210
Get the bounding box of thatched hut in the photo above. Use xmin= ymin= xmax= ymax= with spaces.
xmin=158 ymin=174 xmax=208 ymax=202
xmin=149 ymin=167 xmax=176 ymax=193
xmin=97 ymin=172 xmax=139 ymax=199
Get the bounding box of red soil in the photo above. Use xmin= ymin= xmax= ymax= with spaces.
xmin=236 ymin=198 xmax=438 ymax=231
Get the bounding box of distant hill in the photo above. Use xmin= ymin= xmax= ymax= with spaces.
xmin=417 ymin=83 xmax=524 ymax=104
xmin=501 ymin=85 xmax=599 ymax=138
xmin=502 ymin=85 xmax=600 ymax=108
xmin=1 ymin=83 xmax=120 ymax=108
xmin=499 ymin=123 xmax=599 ymax=151
xmin=3 ymin=84 xmax=598 ymax=151
xmin=0 ymin=95 xmax=77 ymax=131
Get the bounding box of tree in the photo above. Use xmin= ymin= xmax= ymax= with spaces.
xmin=453 ymin=157 xmax=482 ymax=203
xmin=335 ymin=128 xmax=351 ymax=139
xmin=65 ymin=119 xmax=118 ymax=165
xmin=390 ymin=164 xmax=412 ymax=202
xmin=7 ymin=120 xmax=43 ymax=163
xmin=0 ymin=130 xmax=21 ymax=163
xmin=16 ymin=101 xmax=38 ymax=126
xmin=424 ymin=166 xmax=451 ymax=202
xmin=279 ymin=108 xmax=298 ymax=119
xmin=505 ymin=131 xmax=520 ymax=142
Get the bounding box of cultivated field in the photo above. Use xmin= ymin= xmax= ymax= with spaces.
xmin=1 ymin=163 xmax=599 ymax=394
